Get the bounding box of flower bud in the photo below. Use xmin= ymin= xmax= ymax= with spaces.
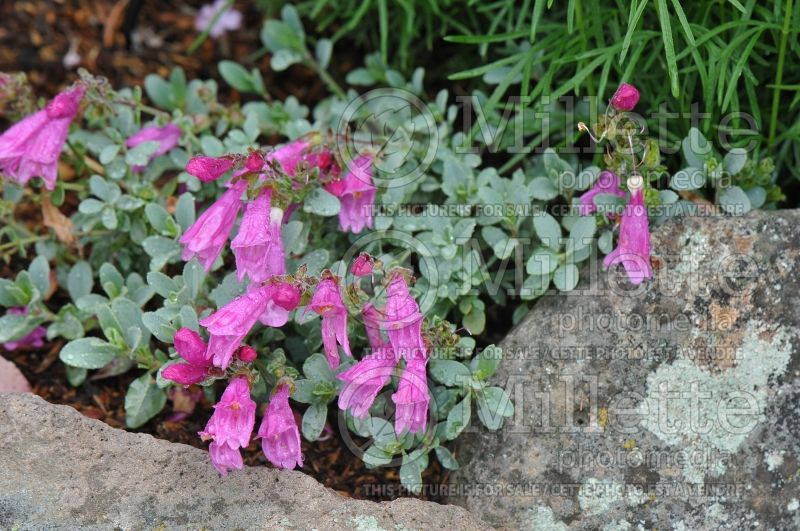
xmin=244 ymin=152 xmax=264 ymax=172
xmin=351 ymin=253 xmax=374 ymax=277
xmin=238 ymin=345 xmax=258 ymax=363
xmin=610 ymin=83 xmax=640 ymax=112
xmin=272 ymin=281 xmax=301 ymax=311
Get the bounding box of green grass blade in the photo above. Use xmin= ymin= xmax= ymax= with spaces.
xmin=669 ymin=0 xmax=696 ymax=45
xmin=620 ymin=0 xmax=649 ymax=63
xmin=655 ymin=0 xmax=680 ymax=97
xmin=444 ymin=30 xmax=529 ymax=44
xmin=530 ymin=0 xmax=546 ymax=42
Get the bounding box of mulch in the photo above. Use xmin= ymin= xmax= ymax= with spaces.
xmin=0 ymin=0 xmax=331 ymax=102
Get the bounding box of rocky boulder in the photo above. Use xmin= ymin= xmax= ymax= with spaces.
xmin=0 ymin=393 xmax=488 ymax=530
xmin=446 ymin=210 xmax=800 ymax=530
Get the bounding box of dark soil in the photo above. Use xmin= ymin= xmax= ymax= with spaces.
xmin=0 ymin=0 xmax=332 ymax=102
xmin=0 ymin=0 xmax=448 ymax=502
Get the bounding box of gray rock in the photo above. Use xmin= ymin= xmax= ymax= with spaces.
xmin=447 ymin=210 xmax=800 ymax=530
xmin=0 ymin=393 xmax=488 ymax=530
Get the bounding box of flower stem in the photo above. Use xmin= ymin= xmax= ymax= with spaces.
xmin=305 ymin=52 xmax=347 ymax=100
xmin=768 ymin=0 xmax=794 ymax=149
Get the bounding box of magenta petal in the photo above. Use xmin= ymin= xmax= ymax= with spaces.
xmin=200 ymin=376 xmax=256 ymax=448
xmin=383 ymin=274 xmax=426 ymax=361
xmin=126 ymin=123 xmax=181 ymax=172
xmin=258 ymin=385 xmax=303 ymax=469
xmin=231 ymin=189 xmax=286 ymax=283
xmin=173 ymin=327 xmax=209 ymax=366
xmin=2 ymin=325 xmax=46 ymax=351
xmin=266 ymin=139 xmax=310 ymax=176
xmin=362 ymin=303 xmax=389 ymax=351
xmin=180 ymin=179 xmax=246 ymax=271
xmin=186 ymin=156 xmax=235 ymax=183
xmin=0 ymin=86 xmax=83 ymax=190
xmin=311 ymin=278 xmax=352 ymax=368
xmin=162 ymin=363 xmax=209 ymax=386
xmin=602 ymin=187 xmax=652 ymax=285
xmin=578 ymin=170 xmax=626 ymax=216
xmin=335 ymin=155 xmax=375 ymax=233
xmin=337 ymin=348 xmax=398 ymax=418
xmin=392 ymin=356 xmax=430 ymax=435
xmin=200 ymin=286 xmax=271 ymax=369
xmin=258 ymin=299 xmax=290 ymax=327
xmin=208 ymin=441 xmax=243 ymax=475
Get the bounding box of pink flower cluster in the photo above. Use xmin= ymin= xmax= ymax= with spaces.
xmin=166 ymin=138 xmax=427 ymax=474
xmin=180 ymin=140 xmax=376 ymax=273
xmin=165 ymin=262 xmax=433 ymax=472
xmin=337 ymin=272 xmax=430 ymax=435
xmin=196 ymin=374 xmax=302 ymax=474
xmin=166 ymin=330 xmax=303 ymax=474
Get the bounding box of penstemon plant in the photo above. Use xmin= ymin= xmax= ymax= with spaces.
xmin=0 ymin=4 xmax=777 ymax=493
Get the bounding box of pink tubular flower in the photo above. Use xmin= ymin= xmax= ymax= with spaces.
xmin=199 ymin=376 xmax=256 ymax=475
xmin=578 ymin=170 xmax=626 ymax=216
xmin=200 ymin=286 xmax=272 ymax=369
xmin=186 ymin=156 xmax=235 ymax=183
xmin=384 ymin=273 xmax=426 ymax=362
xmin=126 ymin=123 xmax=181 ymax=172
xmin=351 ymin=253 xmax=374 ymax=277
xmin=180 ymin=179 xmax=247 ymax=271
xmin=0 ymin=86 xmax=84 ymax=190
xmin=310 ymin=277 xmax=352 ymax=369
xmin=610 ymin=83 xmax=640 ymax=112
xmin=231 ymin=189 xmax=285 ymax=283
xmin=603 ymin=175 xmax=652 ymax=285
xmin=2 ymin=307 xmax=46 ymax=350
xmin=327 ymin=155 xmax=375 ymax=233
xmin=392 ymin=356 xmax=430 ymax=435
xmin=362 ymin=303 xmax=388 ymax=351
xmin=337 ymin=348 xmax=399 ymax=419
xmin=162 ymin=328 xmax=213 ymax=386
xmin=196 ymin=0 xmax=242 ymax=39
xmin=258 ymin=281 xmax=301 ymax=328
xmin=257 ymin=384 xmax=303 ymax=469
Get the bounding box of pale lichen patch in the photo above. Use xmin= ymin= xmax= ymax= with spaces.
xmin=638 ymin=321 xmax=793 ymax=482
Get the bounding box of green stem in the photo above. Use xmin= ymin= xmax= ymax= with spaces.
xmin=768 ymin=0 xmax=793 ymax=149
xmin=305 ymin=52 xmax=347 ymax=100
xmin=0 ymin=235 xmax=46 ymax=252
